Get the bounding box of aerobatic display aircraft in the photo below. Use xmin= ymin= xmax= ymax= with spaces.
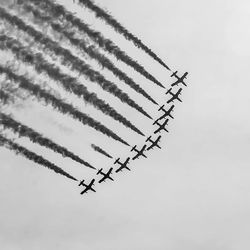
xmin=171 ymin=71 xmax=188 ymax=87
xmin=79 ymin=179 xmax=96 ymax=194
xmin=96 ymin=167 xmax=114 ymax=183
xmin=146 ymin=135 xmax=162 ymax=151
xmin=155 ymin=104 xmax=174 ymax=122
xmin=166 ymin=88 xmax=182 ymax=103
xmin=114 ymin=157 xmax=131 ymax=173
xmin=131 ymin=145 xmax=147 ymax=160
xmin=153 ymin=119 xmax=169 ymax=134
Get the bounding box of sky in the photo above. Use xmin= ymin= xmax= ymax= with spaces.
xmin=0 ymin=0 xmax=250 ymax=249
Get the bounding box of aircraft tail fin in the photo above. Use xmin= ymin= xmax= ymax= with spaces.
xmin=158 ymin=105 xmax=164 ymax=111
xmin=153 ymin=120 xmax=159 ymax=125
xmin=166 ymin=88 xmax=172 ymax=95
xmin=97 ymin=168 xmax=103 ymax=175
xmin=114 ymin=158 xmax=120 ymax=164
xmin=78 ymin=180 xmax=84 ymax=186
xmin=171 ymin=71 xmax=178 ymax=77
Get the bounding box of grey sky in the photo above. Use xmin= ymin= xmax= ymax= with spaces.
xmin=0 ymin=0 xmax=250 ymax=249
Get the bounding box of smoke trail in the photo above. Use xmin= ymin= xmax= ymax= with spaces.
xmin=91 ymin=144 xmax=112 ymax=159
xmin=21 ymin=0 xmax=164 ymax=88
xmin=78 ymin=0 xmax=171 ymax=71
xmin=0 ymin=35 xmax=144 ymax=136
xmin=0 ymin=134 xmax=77 ymax=181
xmin=0 ymin=7 xmax=152 ymax=120
xmin=0 ymin=89 xmax=10 ymax=105
xmin=20 ymin=3 xmax=158 ymax=105
xmin=0 ymin=65 xmax=130 ymax=146
xmin=0 ymin=112 xmax=95 ymax=169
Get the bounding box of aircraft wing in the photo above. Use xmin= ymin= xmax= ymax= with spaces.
xmin=80 ymin=187 xmax=88 ymax=194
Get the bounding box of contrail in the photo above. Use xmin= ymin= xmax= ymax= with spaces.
xmin=21 ymin=0 xmax=164 ymax=88
xmin=0 ymin=134 xmax=77 ymax=181
xmin=91 ymin=144 xmax=113 ymax=159
xmin=0 ymin=35 xmax=144 ymax=136
xmin=0 ymin=65 xmax=130 ymax=146
xmin=19 ymin=3 xmax=158 ymax=105
xmin=0 ymin=112 xmax=95 ymax=169
xmin=0 ymin=89 xmax=10 ymax=105
xmin=0 ymin=7 xmax=152 ymax=120
xmin=78 ymin=0 xmax=171 ymax=71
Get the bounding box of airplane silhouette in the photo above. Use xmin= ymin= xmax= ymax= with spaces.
xmin=146 ymin=135 xmax=162 ymax=151
xmin=166 ymin=88 xmax=182 ymax=104
xmin=153 ymin=119 xmax=169 ymax=134
xmin=155 ymin=104 xmax=174 ymax=122
xmin=79 ymin=179 xmax=96 ymax=194
xmin=114 ymin=157 xmax=131 ymax=173
xmin=96 ymin=167 xmax=114 ymax=183
xmin=171 ymin=71 xmax=188 ymax=87
xmin=131 ymin=145 xmax=147 ymax=160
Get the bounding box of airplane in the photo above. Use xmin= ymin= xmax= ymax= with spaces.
xmin=155 ymin=104 xmax=174 ymax=122
xmin=166 ymin=88 xmax=182 ymax=104
xmin=153 ymin=119 xmax=169 ymax=134
xmin=146 ymin=135 xmax=162 ymax=151
xmin=171 ymin=71 xmax=188 ymax=87
xmin=131 ymin=145 xmax=147 ymax=160
xmin=96 ymin=167 xmax=114 ymax=183
xmin=79 ymin=179 xmax=96 ymax=194
xmin=114 ymin=157 xmax=131 ymax=173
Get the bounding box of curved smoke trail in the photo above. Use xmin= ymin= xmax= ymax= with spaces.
xmin=0 ymin=7 xmax=152 ymax=120
xmin=0 ymin=65 xmax=130 ymax=146
xmin=0 ymin=113 xmax=96 ymax=169
xmin=20 ymin=0 xmax=164 ymax=88
xmin=0 ymin=134 xmax=77 ymax=181
xmin=19 ymin=3 xmax=158 ymax=105
xmin=78 ymin=0 xmax=171 ymax=71
xmin=0 ymin=35 xmax=144 ymax=136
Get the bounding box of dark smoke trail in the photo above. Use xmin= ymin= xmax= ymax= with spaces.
xmin=0 ymin=134 xmax=77 ymax=181
xmin=20 ymin=3 xmax=158 ymax=105
xmin=0 ymin=35 xmax=144 ymax=136
xmin=0 ymin=7 xmax=152 ymax=120
xmin=0 ymin=89 xmax=10 ymax=104
xmin=78 ymin=0 xmax=171 ymax=71
xmin=91 ymin=144 xmax=113 ymax=159
xmin=0 ymin=112 xmax=95 ymax=169
xmin=0 ymin=65 xmax=130 ymax=146
xmin=21 ymin=0 xmax=164 ymax=88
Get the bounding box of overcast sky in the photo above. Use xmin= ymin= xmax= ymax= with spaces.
xmin=0 ymin=0 xmax=250 ymax=249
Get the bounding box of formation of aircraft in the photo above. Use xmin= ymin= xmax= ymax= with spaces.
xmin=171 ymin=71 xmax=188 ymax=87
xmin=79 ymin=179 xmax=96 ymax=194
xmin=166 ymin=87 xmax=182 ymax=104
xmin=96 ymin=167 xmax=114 ymax=183
xmin=114 ymin=157 xmax=130 ymax=173
xmin=79 ymin=70 xmax=188 ymax=195
xmin=131 ymin=145 xmax=147 ymax=160
xmin=146 ymin=135 xmax=161 ymax=151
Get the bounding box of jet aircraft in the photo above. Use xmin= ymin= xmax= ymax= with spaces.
xmin=131 ymin=145 xmax=147 ymax=160
xmin=166 ymin=88 xmax=182 ymax=104
xmin=155 ymin=104 xmax=174 ymax=122
xmin=114 ymin=157 xmax=131 ymax=173
xmin=96 ymin=167 xmax=114 ymax=183
xmin=171 ymin=71 xmax=188 ymax=87
xmin=146 ymin=135 xmax=162 ymax=151
xmin=79 ymin=179 xmax=96 ymax=194
xmin=153 ymin=119 xmax=169 ymax=134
